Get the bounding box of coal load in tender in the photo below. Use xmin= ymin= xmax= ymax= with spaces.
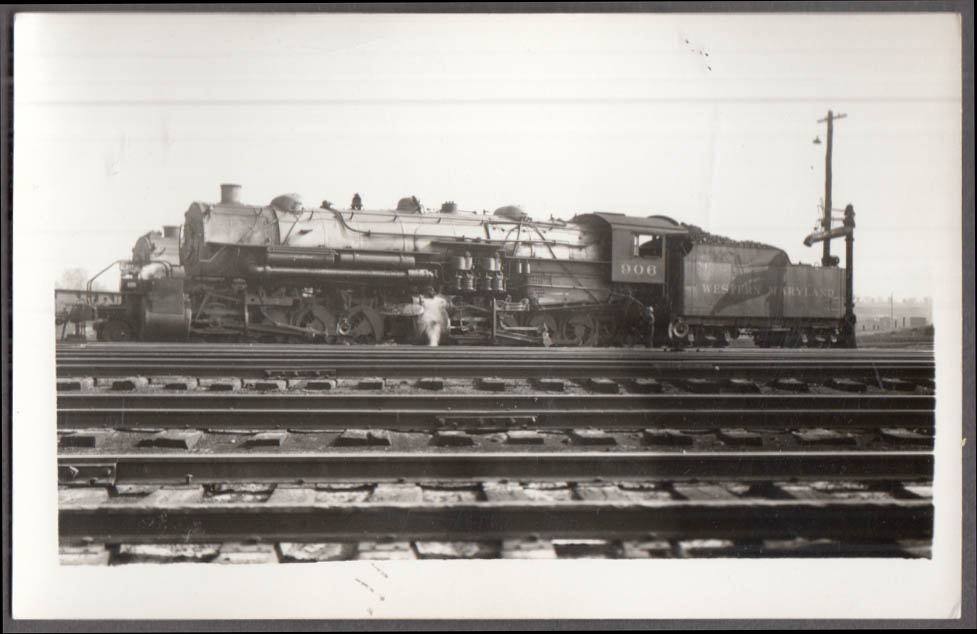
xmin=681 ymin=223 xmax=780 ymax=251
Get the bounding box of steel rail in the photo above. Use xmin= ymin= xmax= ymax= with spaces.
xmin=57 ymin=392 xmax=935 ymax=410
xmin=55 ymin=361 xmax=935 ymax=381
xmin=59 ymin=498 xmax=934 ymax=544
xmin=57 ymin=451 xmax=935 ymax=485
xmin=56 ymin=393 xmax=935 ymax=430
xmin=56 ymin=342 xmax=935 ymax=356
xmin=55 ymin=348 xmax=934 ymax=364
xmin=55 ymin=355 xmax=934 ymax=367
xmin=56 ymin=408 xmax=934 ymax=430
xmin=55 ymin=345 xmax=935 ymax=379
xmin=55 ymin=355 xmax=934 ymax=365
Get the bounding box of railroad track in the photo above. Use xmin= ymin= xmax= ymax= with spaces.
xmin=56 ymin=343 xmax=935 ymax=382
xmin=56 ymin=344 xmax=936 ymax=563
xmin=57 ymin=391 xmax=934 ymax=432
xmin=59 ymin=451 xmax=934 ymax=484
xmin=59 ymin=450 xmax=933 ymax=562
xmin=58 ymin=425 xmax=934 ymax=455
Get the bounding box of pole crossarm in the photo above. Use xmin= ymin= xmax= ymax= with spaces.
xmin=818 ymin=112 xmax=847 ymax=123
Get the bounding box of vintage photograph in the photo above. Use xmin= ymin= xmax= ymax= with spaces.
xmin=11 ymin=8 xmax=965 ymax=620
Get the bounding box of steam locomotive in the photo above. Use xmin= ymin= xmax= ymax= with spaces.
xmin=76 ymin=184 xmax=856 ymax=347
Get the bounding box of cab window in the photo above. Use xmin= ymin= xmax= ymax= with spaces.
xmin=633 ymin=232 xmax=663 ymax=258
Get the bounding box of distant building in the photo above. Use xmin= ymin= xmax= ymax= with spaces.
xmin=854 ymin=297 xmax=930 ymax=331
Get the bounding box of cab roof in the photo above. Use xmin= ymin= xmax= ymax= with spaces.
xmin=573 ymin=212 xmax=689 ymax=235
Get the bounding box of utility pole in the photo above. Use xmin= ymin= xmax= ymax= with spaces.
xmin=817 ymin=110 xmax=846 ymax=267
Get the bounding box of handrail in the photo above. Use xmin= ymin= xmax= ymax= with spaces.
xmin=85 ymin=260 xmax=126 ymax=300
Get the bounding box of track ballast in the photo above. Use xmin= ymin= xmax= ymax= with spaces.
xmin=57 ymin=343 xmax=936 ymax=563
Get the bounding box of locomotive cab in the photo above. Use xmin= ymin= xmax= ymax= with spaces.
xmin=567 ymin=213 xmax=688 ymax=346
xmin=573 ymin=212 xmax=687 ymax=287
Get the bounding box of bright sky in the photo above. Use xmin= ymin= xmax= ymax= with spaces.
xmin=14 ymin=12 xmax=963 ymax=299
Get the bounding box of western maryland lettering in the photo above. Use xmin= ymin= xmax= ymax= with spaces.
xmin=693 ymin=282 xmax=837 ymax=298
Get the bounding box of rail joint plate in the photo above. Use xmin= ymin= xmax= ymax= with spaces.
xmin=59 ymin=462 xmax=117 ymax=486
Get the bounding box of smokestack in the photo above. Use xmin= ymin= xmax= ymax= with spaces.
xmin=220 ymin=183 xmax=241 ymax=204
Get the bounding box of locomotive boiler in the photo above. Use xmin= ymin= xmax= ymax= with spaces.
xmin=79 ymin=183 xmax=856 ymax=347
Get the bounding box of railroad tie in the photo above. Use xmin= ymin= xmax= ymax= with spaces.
xmin=137 ymin=486 xmax=205 ymax=506
xmin=356 ymin=542 xmax=417 ymax=560
xmin=881 ymin=378 xmax=917 ymax=392
xmin=266 ymin=486 xmax=317 ymax=505
xmin=792 ymin=428 xmax=857 ymax=446
xmin=369 ymin=483 xmax=424 ymax=504
xmin=482 ymin=481 xmax=530 ymax=502
xmin=418 ymin=377 xmax=445 ymax=391
xmin=642 ymin=429 xmax=694 ymax=447
xmin=299 ymin=379 xmax=338 ymax=391
xmin=588 ymin=378 xmax=620 ymax=394
xmin=724 ymin=378 xmax=760 ymax=394
xmin=475 ymin=377 xmax=506 ymax=392
xmin=150 ymin=376 xmax=197 ymax=391
xmin=879 ymin=428 xmax=932 ymax=445
xmin=214 ymin=543 xmax=279 ymax=565
xmin=684 ymin=378 xmax=721 ymax=394
xmin=334 ymin=429 xmax=391 ymax=447
xmin=534 ymin=378 xmax=565 ymax=392
xmin=827 ymin=377 xmax=868 ymax=393
xmin=244 ymin=379 xmax=287 ymax=392
xmin=414 ymin=541 xmax=499 ymax=559
xmin=278 ymin=543 xmax=354 ymax=562
xmin=58 ymin=430 xmax=109 ymax=449
xmin=104 ymin=377 xmax=149 ymax=392
xmin=433 ymin=430 xmax=475 ymax=447
xmin=115 ymin=544 xmax=221 ymax=564
xmin=770 ymin=378 xmax=809 ymax=392
xmin=716 ymin=428 xmax=764 ymax=447
xmin=199 ymin=378 xmax=242 ymax=392
xmin=245 ymin=431 xmax=288 ymax=448
xmin=569 ymin=429 xmax=617 ymax=446
xmin=501 ymin=539 xmax=557 ymax=560
xmin=574 ymin=484 xmax=630 ymax=502
xmin=630 ymin=378 xmax=662 ymax=394
xmin=671 ymin=483 xmax=741 ymax=501
xmin=143 ymin=430 xmax=203 ymax=450
xmin=59 ymin=487 xmax=110 ymax=506
xmin=60 ymin=544 xmax=111 ymax=566
xmin=57 ymin=378 xmax=95 ymax=392
xmin=505 ymin=430 xmax=545 ymax=445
